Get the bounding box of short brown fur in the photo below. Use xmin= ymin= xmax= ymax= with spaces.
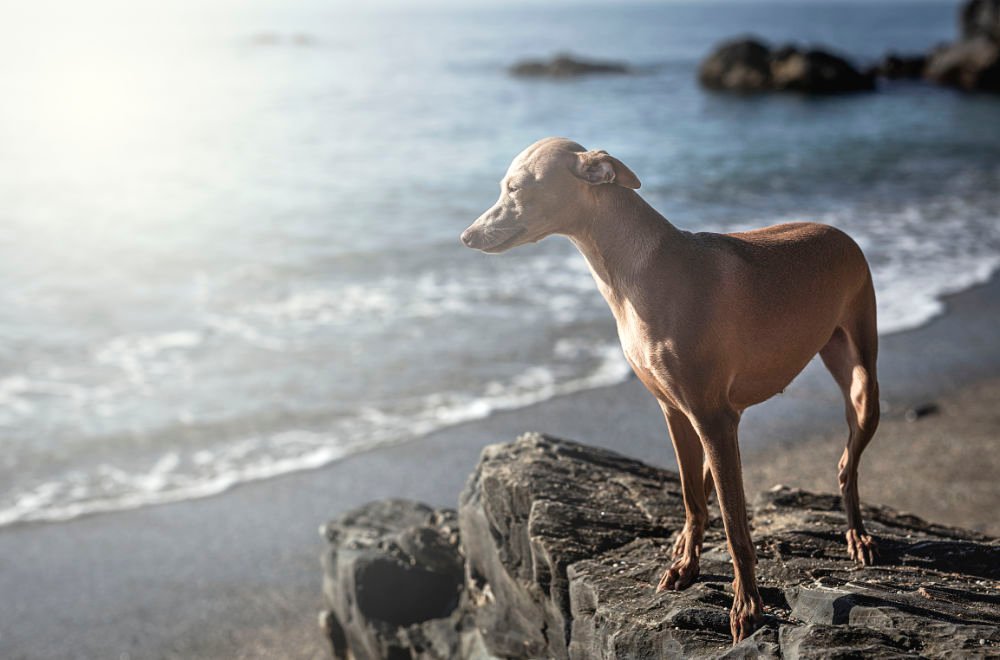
xmin=461 ymin=138 xmax=880 ymax=643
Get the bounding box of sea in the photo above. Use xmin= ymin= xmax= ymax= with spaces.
xmin=0 ymin=0 xmax=998 ymax=526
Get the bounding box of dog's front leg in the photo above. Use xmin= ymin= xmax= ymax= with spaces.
xmin=696 ymin=409 xmax=763 ymax=644
xmin=657 ymin=405 xmax=708 ymax=591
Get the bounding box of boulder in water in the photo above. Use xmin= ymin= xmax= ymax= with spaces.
xmin=510 ymin=54 xmax=629 ymax=78
xmin=699 ymin=37 xmax=874 ymax=94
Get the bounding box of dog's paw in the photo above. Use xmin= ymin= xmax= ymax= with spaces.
xmin=729 ymin=590 xmax=763 ymax=643
xmin=656 ymin=557 xmax=700 ymax=592
xmin=670 ymin=532 xmax=687 ymax=558
xmin=846 ymin=529 xmax=878 ymax=566
xmin=670 ymin=524 xmax=704 ymax=559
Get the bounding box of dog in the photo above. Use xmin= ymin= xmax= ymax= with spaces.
xmin=461 ymin=137 xmax=880 ymax=643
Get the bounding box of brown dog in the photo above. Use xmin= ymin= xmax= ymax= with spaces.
xmin=461 ymin=137 xmax=880 ymax=643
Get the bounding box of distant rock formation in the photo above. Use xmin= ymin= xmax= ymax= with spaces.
xmin=697 ymin=38 xmax=773 ymax=91
xmin=922 ymin=0 xmax=1000 ymax=91
xmin=319 ymin=434 xmax=1000 ymax=659
xmin=872 ymin=52 xmax=927 ymax=80
xmin=509 ymin=54 xmax=629 ymax=78
xmin=699 ymin=37 xmax=875 ymax=94
xmin=698 ymin=1 xmax=1000 ymax=93
xmin=963 ymin=0 xmax=1000 ymax=42
xmin=926 ymin=37 xmax=1000 ymax=92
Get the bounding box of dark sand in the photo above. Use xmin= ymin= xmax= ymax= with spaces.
xmin=1 ymin=275 xmax=998 ymax=659
xmin=744 ymin=376 xmax=1000 ymax=537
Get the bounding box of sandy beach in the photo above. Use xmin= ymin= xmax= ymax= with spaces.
xmin=744 ymin=377 xmax=1000 ymax=537
xmin=1 ymin=274 xmax=998 ymax=659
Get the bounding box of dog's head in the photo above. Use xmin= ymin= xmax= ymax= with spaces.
xmin=460 ymin=137 xmax=640 ymax=253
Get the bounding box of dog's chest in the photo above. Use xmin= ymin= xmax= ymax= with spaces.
xmin=614 ymin=310 xmax=678 ymax=402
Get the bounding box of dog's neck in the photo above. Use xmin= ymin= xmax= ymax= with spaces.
xmin=567 ymin=186 xmax=686 ymax=303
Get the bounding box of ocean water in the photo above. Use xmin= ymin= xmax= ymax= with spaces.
xmin=1 ymin=0 xmax=998 ymax=526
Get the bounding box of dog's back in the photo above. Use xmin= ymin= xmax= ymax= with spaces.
xmin=690 ymin=222 xmax=875 ymax=407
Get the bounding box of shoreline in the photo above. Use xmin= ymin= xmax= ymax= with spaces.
xmin=1 ymin=272 xmax=999 ymax=658
xmin=5 ymin=264 xmax=999 ymax=532
xmin=744 ymin=376 xmax=1000 ymax=536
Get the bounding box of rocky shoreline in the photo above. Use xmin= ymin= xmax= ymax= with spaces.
xmin=319 ymin=434 xmax=1000 ymax=659
xmin=701 ymin=0 xmax=1000 ymax=94
xmin=697 ymin=38 xmax=876 ymax=94
xmin=698 ymin=0 xmax=1000 ymax=94
xmin=514 ymin=0 xmax=1000 ymax=93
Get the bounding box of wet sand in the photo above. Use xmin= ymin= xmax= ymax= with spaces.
xmin=0 ymin=274 xmax=998 ymax=659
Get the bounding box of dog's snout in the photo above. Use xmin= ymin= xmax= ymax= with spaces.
xmin=460 ymin=228 xmax=475 ymax=247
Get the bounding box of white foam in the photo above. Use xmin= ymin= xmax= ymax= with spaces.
xmin=239 ymin=252 xmax=596 ymax=331
xmin=875 ymin=255 xmax=1000 ymax=334
xmin=204 ymin=315 xmax=286 ymax=351
xmin=0 ymin=375 xmax=116 ymax=426
xmin=0 ymin=339 xmax=631 ymax=528
xmin=395 ymin=340 xmax=631 ymax=435
xmin=2 ymin=199 xmax=998 ymax=528
xmin=0 ymin=434 xmax=349 ymax=527
xmin=94 ymin=330 xmax=203 ymax=388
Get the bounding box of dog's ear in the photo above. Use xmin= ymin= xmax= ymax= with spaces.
xmin=574 ymin=150 xmax=641 ymax=189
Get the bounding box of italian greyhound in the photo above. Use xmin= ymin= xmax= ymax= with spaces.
xmin=461 ymin=137 xmax=880 ymax=643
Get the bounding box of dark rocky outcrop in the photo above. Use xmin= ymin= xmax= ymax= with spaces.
xmin=698 ymin=37 xmax=875 ymax=94
xmin=702 ymin=2 xmax=1000 ymax=92
xmin=925 ymin=36 xmax=1000 ymax=92
xmin=872 ymin=53 xmax=928 ymax=80
xmin=925 ymin=0 xmax=1000 ymax=92
xmin=459 ymin=434 xmax=687 ymax=658
xmin=319 ymin=500 xmax=490 ymax=660
xmin=320 ymin=434 xmax=1000 ymax=658
xmin=963 ymin=0 xmax=1000 ymax=42
xmin=697 ymin=38 xmax=773 ymax=91
xmin=770 ymin=46 xmax=877 ymax=93
xmin=510 ymin=54 xmax=629 ymax=78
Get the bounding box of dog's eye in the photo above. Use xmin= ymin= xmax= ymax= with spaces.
xmin=507 ymin=183 xmax=519 ymax=193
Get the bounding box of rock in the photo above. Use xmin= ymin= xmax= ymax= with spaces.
xmin=698 ymin=37 xmax=774 ymax=91
xmin=923 ymin=0 xmax=1000 ymax=92
xmin=699 ymin=37 xmax=875 ymax=94
xmin=319 ymin=435 xmax=1000 ymax=658
xmin=872 ymin=53 xmax=928 ymax=80
xmin=319 ymin=499 xmax=489 ymax=660
xmin=458 ymin=433 xmax=1000 ymax=659
xmin=770 ymin=47 xmax=877 ymax=93
xmin=925 ymin=36 xmax=1000 ymax=91
xmin=962 ymin=0 xmax=1000 ymax=42
xmin=509 ymin=54 xmax=629 ymax=78
xmin=458 ymin=433 xmax=687 ymax=659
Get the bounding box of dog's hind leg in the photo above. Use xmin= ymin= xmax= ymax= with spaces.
xmin=657 ymin=405 xmax=708 ymax=591
xmin=819 ymin=282 xmax=880 ymax=565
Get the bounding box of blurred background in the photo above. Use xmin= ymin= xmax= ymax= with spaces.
xmin=1 ymin=0 xmax=998 ymax=531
